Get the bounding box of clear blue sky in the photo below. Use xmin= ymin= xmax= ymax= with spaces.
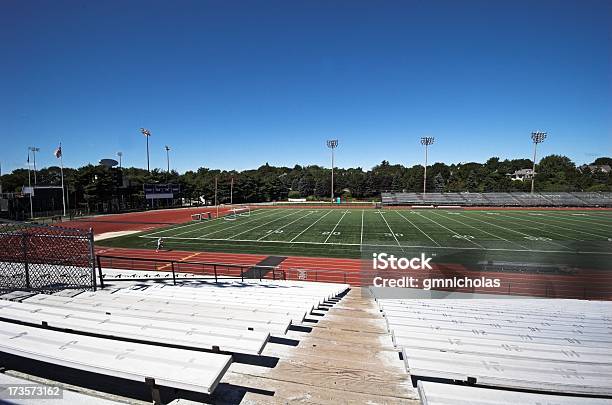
xmin=1 ymin=0 xmax=610 ymax=174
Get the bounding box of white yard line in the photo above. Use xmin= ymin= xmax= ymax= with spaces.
xmin=467 ymin=212 xmax=575 ymax=249
xmin=289 ymin=210 xmax=334 ymax=242
xmin=413 ymin=211 xmax=486 ymax=249
xmin=170 ymin=209 xmax=272 ymax=238
xmin=324 ymin=210 xmax=349 ymax=243
xmin=196 ymin=209 xmax=289 ymax=238
xmin=138 ymin=234 xmax=612 ymax=254
xmin=493 ymin=212 xmax=608 ymax=241
xmin=257 ymin=210 xmax=315 ymax=241
xmin=499 ymin=212 xmax=611 ymax=239
xmin=360 ymin=209 xmax=365 ymax=246
xmin=431 ymin=210 xmax=530 ymax=250
xmin=378 ymin=211 xmax=402 ymax=248
xmin=540 ymin=214 xmax=612 ymax=229
xmin=395 ymin=211 xmax=441 ymax=247
xmin=225 ymin=209 xmax=305 ymax=240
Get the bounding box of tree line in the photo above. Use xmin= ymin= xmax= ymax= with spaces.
xmin=1 ymin=155 xmax=610 ymax=210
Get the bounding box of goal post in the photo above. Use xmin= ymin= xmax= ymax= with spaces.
xmin=224 ymin=206 xmax=251 ymax=221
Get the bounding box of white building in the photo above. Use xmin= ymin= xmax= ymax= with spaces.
xmin=507 ymin=168 xmax=535 ymax=181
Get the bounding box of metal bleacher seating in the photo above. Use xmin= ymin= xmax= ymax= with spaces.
xmin=378 ymin=298 xmax=612 ymax=398
xmin=0 ymin=279 xmax=349 ymax=398
xmin=382 ymin=192 xmax=612 ymax=207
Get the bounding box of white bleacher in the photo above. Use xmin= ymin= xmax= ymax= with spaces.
xmin=0 ymin=321 xmax=232 ymax=394
xmin=22 ymin=293 xmax=293 ymax=334
xmin=378 ymin=298 xmax=612 ymax=397
xmin=417 ymin=381 xmax=612 ymax=405
xmin=0 ymin=300 xmax=268 ymax=355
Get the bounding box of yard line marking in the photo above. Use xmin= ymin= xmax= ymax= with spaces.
xmin=538 ymin=214 xmax=612 ymax=234
xmin=413 ymin=211 xmax=486 ymax=249
xmin=138 ymin=234 xmax=612 ymax=254
xmin=196 ymin=209 xmax=287 ymax=238
xmin=395 ymin=211 xmax=441 ymax=247
xmin=541 ymin=213 xmax=612 ymax=228
xmin=290 ymin=210 xmax=334 ymax=242
xmin=495 ymin=212 xmax=608 ymax=240
xmin=324 ymin=210 xmax=349 ymax=243
xmin=360 ymin=209 xmax=365 ymax=246
xmin=257 ymin=210 xmax=315 ymax=241
xmin=432 ymin=210 xmax=530 ymax=250
xmin=225 ymin=209 xmax=306 ymax=240
xmin=467 ymin=212 xmax=575 ymax=249
xmin=506 ymin=212 xmax=612 ymax=237
xmin=378 ymin=210 xmax=403 ymax=248
xmin=170 ymin=209 xmax=272 ymax=237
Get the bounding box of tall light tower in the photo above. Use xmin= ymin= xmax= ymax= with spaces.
xmin=28 ymin=146 xmax=40 ymax=185
xmin=164 ymin=145 xmax=171 ymax=173
xmin=140 ymin=128 xmax=151 ymax=173
xmin=530 ymin=131 xmax=547 ymax=193
xmin=420 ymin=137 xmax=435 ymax=194
xmin=117 ymin=151 xmax=123 ymax=169
xmin=326 ymin=139 xmax=339 ymax=202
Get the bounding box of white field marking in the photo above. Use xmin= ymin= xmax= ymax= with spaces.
xmin=257 ymin=210 xmax=315 ymax=241
xmin=138 ymin=234 xmax=612 ymax=254
xmin=169 ymin=209 xmax=274 ymax=238
xmin=535 ymin=213 xmax=612 ymax=230
xmin=377 ymin=210 xmax=403 ymax=248
xmin=360 ymin=209 xmax=365 ymax=246
xmin=395 ymin=211 xmax=441 ymax=247
xmin=431 ymin=210 xmax=530 ymax=250
xmin=289 ymin=210 xmax=334 ymax=242
xmin=324 ymin=210 xmax=349 ymax=243
xmin=413 ymin=211 xmax=486 ymax=249
xmin=465 ymin=212 xmax=576 ymax=249
xmin=143 ymin=213 xmax=230 ymax=237
xmin=495 ymin=212 xmax=610 ymax=240
xmin=224 ymin=209 xmax=306 ymax=240
xmin=194 ymin=208 xmax=292 ymax=238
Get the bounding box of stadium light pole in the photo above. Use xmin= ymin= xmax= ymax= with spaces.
xmin=326 ymin=139 xmax=339 ymax=202
xmin=140 ymin=128 xmax=151 ymax=173
xmin=530 ymin=131 xmax=547 ymax=193
xmin=165 ymin=145 xmax=171 ymax=180
xmin=28 ymin=146 xmax=39 ymax=185
xmin=26 ymin=149 xmax=33 ymax=219
xmin=117 ymin=152 xmax=123 ymax=169
xmin=420 ymin=137 xmax=434 ymax=194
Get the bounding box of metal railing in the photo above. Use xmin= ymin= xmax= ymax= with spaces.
xmin=95 ymin=254 xmax=285 ymax=288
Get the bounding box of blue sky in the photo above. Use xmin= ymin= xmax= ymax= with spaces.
xmin=1 ymin=0 xmax=610 ymax=173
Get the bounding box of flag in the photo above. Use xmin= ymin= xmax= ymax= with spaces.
xmin=54 ymin=145 xmax=62 ymax=159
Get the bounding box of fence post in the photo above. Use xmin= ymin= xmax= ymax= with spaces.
xmin=88 ymin=228 xmax=96 ymax=291
xmin=241 ymin=266 xmax=244 ymax=282
xmin=96 ymin=255 xmax=105 ymax=289
xmin=22 ymin=233 xmax=30 ymax=289
xmin=214 ymin=265 xmax=218 ymax=283
xmin=171 ymin=261 xmax=176 ymax=285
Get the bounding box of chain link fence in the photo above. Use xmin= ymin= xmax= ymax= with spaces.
xmin=0 ymin=223 xmax=95 ymax=293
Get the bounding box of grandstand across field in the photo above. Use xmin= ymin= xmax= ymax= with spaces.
xmin=382 ymin=191 xmax=612 ymax=207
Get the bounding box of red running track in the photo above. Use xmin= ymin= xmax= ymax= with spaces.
xmin=62 ymin=207 xmax=233 ymax=235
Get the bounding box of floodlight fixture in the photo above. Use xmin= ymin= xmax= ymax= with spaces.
xmin=327 ymin=139 xmax=339 ymax=202
xmin=420 ymin=137 xmax=435 ymax=194
xmin=530 ymin=131 xmax=547 ymax=193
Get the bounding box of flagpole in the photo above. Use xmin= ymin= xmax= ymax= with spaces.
xmin=59 ymin=143 xmax=66 ymax=217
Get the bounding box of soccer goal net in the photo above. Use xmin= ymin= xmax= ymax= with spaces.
xmin=224 ymin=207 xmax=251 ymax=221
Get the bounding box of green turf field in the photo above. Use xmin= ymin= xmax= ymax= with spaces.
xmin=97 ymin=208 xmax=612 ymax=268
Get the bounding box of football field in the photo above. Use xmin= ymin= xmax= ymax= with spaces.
xmin=98 ymin=208 xmax=612 ymax=267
